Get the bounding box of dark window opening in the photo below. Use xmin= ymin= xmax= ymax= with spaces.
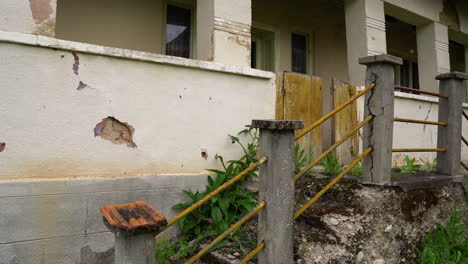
xmin=292 ymin=33 xmax=307 ymax=74
xmin=251 ymin=41 xmax=257 ymax=68
xmin=166 ymin=5 xmax=191 ymax=58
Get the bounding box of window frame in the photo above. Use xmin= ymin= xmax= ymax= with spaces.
xmin=290 ymin=29 xmax=314 ymax=75
xmin=162 ymin=0 xmax=196 ymax=58
xmin=251 ymin=23 xmax=278 ymax=72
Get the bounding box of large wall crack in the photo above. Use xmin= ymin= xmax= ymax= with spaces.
xmin=94 ymin=117 xmax=137 ymax=148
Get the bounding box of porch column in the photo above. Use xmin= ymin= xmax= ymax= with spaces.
xmin=345 ymin=0 xmax=387 ymax=86
xmin=416 ymin=22 xmax=450 ymax=92
xmin=0 ymin=0 xmax=58 ymax=37
xmin=196 ymin=0 xmax=251 ymax=67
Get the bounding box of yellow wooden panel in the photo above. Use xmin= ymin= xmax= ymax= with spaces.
xmin=333 ymin=78 xmax=358 ymax=164
xmin=282 ymin=72 xmax=323 ymax=157
xmin=275 ymin=73 xmax=284 ymax=120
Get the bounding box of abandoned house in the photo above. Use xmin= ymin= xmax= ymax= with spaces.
xmin=0 ymin=0 xmax=468 ymax=263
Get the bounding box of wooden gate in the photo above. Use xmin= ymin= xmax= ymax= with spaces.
xmin=275 ymin=72 xmax=323 ymax=156
xmin=332 ymin=78 xmax=358 ymax=164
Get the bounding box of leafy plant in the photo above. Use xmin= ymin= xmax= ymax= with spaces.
xmin=349 ymin=160 xmax=363 ymax=177
xmin=172 ymin=125 xmax=259 ymax=241
xmin=155 ymin=238 xmax=198 ymax=264
xmin=400 ymin=155 xmax=421 ymax=174
xmin=295 ymin=144 xmax=314 ymax=174
xmin=321 ymin=154 xmax=344 ymax=176
xmin=420 ymin=158 xmax=437 ymax=172
xmin=418 ymin=209 xmax=467 ymax=264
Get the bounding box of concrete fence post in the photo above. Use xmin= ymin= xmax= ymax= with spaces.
xmin=436 ymin=72 xmax=468 ymax=175
xmin=359 ymin=54 xmax=403 ymax=185
xmin=251 ymin=120 xmax=304 ymax=264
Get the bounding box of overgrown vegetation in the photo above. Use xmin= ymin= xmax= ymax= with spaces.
xmin=321 ymin=153 xmax=344 ymax=176
xmin=400 ymin=155 xmax=421 ymax=174
xmin=418 ymin=209 xmax=467 ymax=264
xmin=172 ymin=126 xmax=259 ymax=240
xmin=349 ymin=160 xmax=363 ymax=177
xmin=155 ymin=238 xmax=198 ymax=264
xmin=295 ymin=143 xmax=314 ymax=174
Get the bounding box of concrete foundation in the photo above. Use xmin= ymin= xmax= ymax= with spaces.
xmin=0 ymin=174 xmax=207 ymax=264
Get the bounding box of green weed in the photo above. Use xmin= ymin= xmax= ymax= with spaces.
xmin=321 ymin=154 xmax=344 ymax=176
xmin=420 ymin=158 xmax=437 ymax=172
xmin=295 ymin=144 xmax=314 ymax=174
xmin=418 ymin=209 xmax=467 ymax=264
xmin=400 ymin=155 xmax=421 ymax=174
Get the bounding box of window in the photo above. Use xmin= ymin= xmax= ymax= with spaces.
xmin=166 ymin=5 xmax=191 ymax=58
xmin=395 ymin=59 xmax=419 ymax=89
xmin=251 ymin=27 xmax=275 ymax=71
xmin=291 ymin=33 xmax=307 ymax=74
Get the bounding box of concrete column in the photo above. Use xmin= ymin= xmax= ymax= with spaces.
xmin=436 ymin=72 xmax=468 ymax=176
xmin=359 ymin=54 xmax=402 ymax=185
xmin=417 ymin=22 xmax=450 ymax=92
xmin=252 ymin=120 xmax=303 ymax=264
xmin=115 ymin=232 xmax=156 ymax=264
xmin=345 ymin=0 xmax=387 ymax=86
xmin=196 ymin=0 xmax=251 ymax=67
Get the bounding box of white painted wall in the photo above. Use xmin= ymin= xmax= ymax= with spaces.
xmin=0 ymin=34 xmax=275 ymax=180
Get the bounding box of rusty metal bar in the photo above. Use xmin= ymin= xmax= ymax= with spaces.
xmin=167 ymin=157 xmax=267 ymax=227
xmin=392 ymin=148 xmax=447 ymax=152
xmin=461 ymin=162 xmax=468 ymax=171
xmin=238 ymin=242 xmax=265 ymax=264
xmin=464 ymin=111 xmax=468 ymax=121
xmin=394 ymin=117 xmax=447 ymax=126
xmin=394 ymin=85 xmax=448 ymax=98
xmin=184 ymin=202 xmax=266 ymax=264
xmin=295 ymin=83 xmax=375 ymax=141
xmin=294 ymin=115 xmax=373 ymax=181
xmin=294 ymin=147 xmax=372 ymax=219
xmin=462 ymin=136 xmax=468 ymax=147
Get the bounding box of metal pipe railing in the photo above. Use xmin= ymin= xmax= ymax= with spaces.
xmin=184 ymin=202 xmax=266 ymax=264
xmin=394 ymin=118 xmax=447 ymax=126
xmin=238 ymin=242 xmax=265 ymax=264
xmin=294 ymin=115 xmax=373 ymax=181
xmin=294 ymin=147 xmax=372 ymax=219
xmin=295 ymin=83 xmax=375 ymax=141
xmin=462 ymin=136 xmax=468 ymax=147
xmin=463 ymin=111 xmax=468 ymax=121
xmin=394 ymin=85 xmax=448 ymax=98
xmin=392 ymin=148 xmax=446 ymax=152
xmin=461 ymin=162 xmax=468 ymax=171
xmin=167 ymin=157 xmax=267 ymax=227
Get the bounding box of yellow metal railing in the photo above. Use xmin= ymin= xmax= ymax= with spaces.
xmin=463 ymin=111 xmax=468 ymax=121
xmin=294 ymin=147 xmax=372 ymax=219
xmin=294 ymin=115 xmax=373 ymax=181
xmin=461 ymin=161 xmax=468 ymax=171
xmin=238 ymin=242 xmax=265 ymax=264
xmin=392 ymin=148 xmax=446 ymax=152
xmin=167 ymin=157 xmax=267 ymax=227
xmin=394 ymin=118 xmax=447 ymax=126
xmin=462 ymin=136 xmax=468 ymax=147
xmin=184 ymin=202 xmax=266 ymax=264
xmin=295 ymin=83 xmax=375 ymax=141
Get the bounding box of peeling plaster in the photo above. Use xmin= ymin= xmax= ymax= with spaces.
xmin=72 ymin=52 xmax=79 ymax=75
xmin=0 ymin=142 xmax=5 ymax=152
xmin=94 ymin=117 xmax=137 ymax=148
xmin=77 ymin=81 xmax=89 ymax=90
xmin=29 ymin=0 xmax=53 ymax=24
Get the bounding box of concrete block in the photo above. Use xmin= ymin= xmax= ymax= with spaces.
xmin=0 ymin=240 xmax=44 ymax=264
xmin=0 ymin=194 xmax=86 ymax=243
xmin=43 ymin=233 xmax=114 ymax=264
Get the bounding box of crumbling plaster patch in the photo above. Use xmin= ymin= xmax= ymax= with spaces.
xmin=0 ymin=142 xmax=5 ymax=152
xmin=29 ymin=0 xmax=53 ymax=24
xmin=94 ymin=117 xmax=137 ymax=148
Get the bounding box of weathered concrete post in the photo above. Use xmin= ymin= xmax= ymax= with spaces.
xmin=252 ymin=119 xmax=304 ymax=264
xmin=100 ymin=201 xmax=167 ymax=264
xmin=359 ymin=54 xmax=403 ymax=185
xmin=436 ymin=72 xmax=468 ymax=175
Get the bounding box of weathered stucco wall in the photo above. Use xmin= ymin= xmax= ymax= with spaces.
xmin=0 ymin=0 xmax=57 ymax=37
xmin=0 ymin=32 xmax=275 ymax=180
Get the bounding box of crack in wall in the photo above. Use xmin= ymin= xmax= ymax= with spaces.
xmin=366 ymin=71 xmax=379 ymax=182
